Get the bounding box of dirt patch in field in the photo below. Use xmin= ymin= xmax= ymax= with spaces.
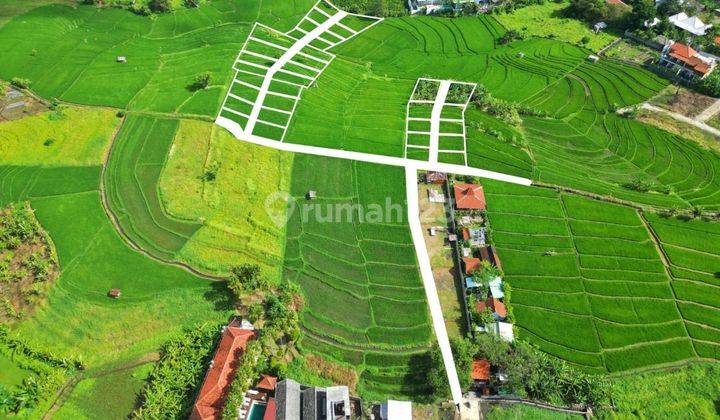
xmin=0 ymin=203 xmax=59 ymax=322
xmin=650 ymin=85 xmax=716 ymax=118
xmin=418 ymin=183 xmax=466 ymax=337
xmin=305 ymin=353 xmax=358 ymax=393
xmin=0 ymin=85 xmax=49 ymax=122
xmin=635 ymin=109 xmax=720 ymax=153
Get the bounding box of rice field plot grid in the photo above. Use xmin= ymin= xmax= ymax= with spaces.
xmin=483 ymin=180 xmax=698 ymax=373
xmin=283 ymin=155 xmax=435 ymax=399
xmin=404 ymin=78 xmax=476 ymax=165
xmin=646 ymin=214 xmax=720 ymax=360
xmin=217 ymin=0 xmax=382 ymax=142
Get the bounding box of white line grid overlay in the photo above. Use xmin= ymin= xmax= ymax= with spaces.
xmin=217 ymin=0 xmax=382 ymax=142
xmin=404 ymin=78 xmax=477 ymax=166
xmin=215 ymin=2 xmax=531 ymax=407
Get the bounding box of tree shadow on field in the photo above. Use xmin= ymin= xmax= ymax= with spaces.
xmin=202 ymin=281 xmax=234 ymax=311
xmin=402 ymin=352 xmax=436 ymax=403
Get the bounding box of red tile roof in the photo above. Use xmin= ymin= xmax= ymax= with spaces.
xmin=453 ymin=183 xmax=486 ymax=210
xmin=472 ymin=359 xmax=491 ymax=381
xmin=464 ymin=257 xmax=481 ymax=275
xmin=475 ymin=297 xmax=507 ymax=318
xmin=256 ymin=374 xmax=277 ymax=392
xmin=462 ymin=228 xmax=470 ymax=241
xmin=190 ymin=320 xmax=257 ymax=420
xmin=669 ymin=42 xmax=712 ymax=75
xmin=263 ymin=398 xmax=276 ymax=420
xmin=490 ymin=298 xmax=507 ymax=318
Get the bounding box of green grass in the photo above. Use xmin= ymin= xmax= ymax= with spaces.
xmin=104 ymin=115 xmax=202 ymax=261
xmin=601 ymin=362 xmax=720 ymax=419
xmin=487 ymin=404 xmax=583 ymax=419
xmin=0 ymin=160 xmax=229 ymax=368
xmin=0 ymin=0 xmax=315 ymax=116
xmin=0 ymin=0 xmax=74 ymax=27
xmin=0 ymin=107 xmax=118 ymax=166
xmin=54 ymin=363 xmax=153 ymax=420
xmin=284 ymin=154 xmax=434 ymax=400
xmin=495 ymin=1 xmax=617 ymax=52
xmin=157 ymin=119 xmax=293 ymax=277
xmin=0 ymin=352 xmax=34 ymax=387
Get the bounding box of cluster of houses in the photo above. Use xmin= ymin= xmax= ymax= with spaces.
xmin=189 ymin=319 xmax=412 ymax=420
xmin=426 ymin=172 xmax=515 ymax=397
xmin=449 ymin=181 xmax=514 ymax=344
xmin=425 ymin=171 xmax=514 ymax=341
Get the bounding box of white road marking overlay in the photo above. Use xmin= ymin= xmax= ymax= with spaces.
xmin=404 ymin=78 xmax=477 ymax=165
xmin=429 ymin=80 xmax=451 ymax=163
xmin=220 ymin=1 xmax=382 ymax=141
xmin=405 ymin=165 xmax=463 ymax=405
xmin=216 ymin=2 xmax=531 ymax=407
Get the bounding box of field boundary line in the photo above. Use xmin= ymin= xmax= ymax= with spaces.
xmin=637 ymin=210 xmax=698 ymax=357
xmin=99 ymin=117 xmax=226 ymax=281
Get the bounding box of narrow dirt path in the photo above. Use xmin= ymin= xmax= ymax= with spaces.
xmin=695 ymin=98 xmax=720 ymax=122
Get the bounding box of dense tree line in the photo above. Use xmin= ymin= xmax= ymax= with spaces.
xmin=132 ymin=323 xmax=221 ymax=419
xmin=0 ymin=326 xmax=80 ymax=415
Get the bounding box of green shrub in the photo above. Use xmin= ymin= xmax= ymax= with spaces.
xmin=10 ymin=78 xmax=30 ymax=89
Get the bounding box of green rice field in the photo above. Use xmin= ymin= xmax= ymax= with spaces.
xmin=484 ymin=179 xmax=720 ymax=372
xmin=1 ymin=0 xmax=720 ymax=413
xmin=284 ymin=155 xmax=435 ymax=400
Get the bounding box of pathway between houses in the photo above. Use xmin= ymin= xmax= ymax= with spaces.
xmin=218 ymin=115 xmax=531 ymax=406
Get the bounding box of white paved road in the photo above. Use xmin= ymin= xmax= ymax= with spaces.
xmin=405 ymin=166 xmax=463 ymax=404
xmin=216 ymin=115 xmax=530 ymax=406
xmin=429 ymin=80 xmax=451 ymax=163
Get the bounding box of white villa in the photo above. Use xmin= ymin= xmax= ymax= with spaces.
xmin=669 ymin=12 xmax=712 ymax=36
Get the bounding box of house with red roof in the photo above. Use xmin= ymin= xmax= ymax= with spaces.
xmin=463 ymin=257 xmax=481 ymax=275
xmin=190 ymin=319 xmax=257 ymax=420
xmin=453 ymin=183 xmax=486 ymax=210
xmin=471 ymin=358 xmax=490 ymax=382
xmin=475 ymin=297 xmax=507 ymax=321
xmin=660 ymin=42 xmax=716 ymax=79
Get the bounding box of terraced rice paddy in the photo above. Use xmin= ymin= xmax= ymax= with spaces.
xmin=646 ymin=215 xmax=720 ymax=360
xmin=218 ymin=1 xmax=381 ymax=141
xmin=283 ymin=155 xmax=434 ymax=399
xmin=0 ymin=0 xmax=316 ymax=116
xmin=0 ymin=163 xmax=228 ymax=366
xmin=483 ymin=180 xmax=703 ymax=373
xmin=105 ymin=115 xmax=202 ymax=261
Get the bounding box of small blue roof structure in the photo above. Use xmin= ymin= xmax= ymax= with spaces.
xmin=489 ymin=277 xmax=504 ymax=299
xmin=466 ymin=277 xmax=480 ymax=289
